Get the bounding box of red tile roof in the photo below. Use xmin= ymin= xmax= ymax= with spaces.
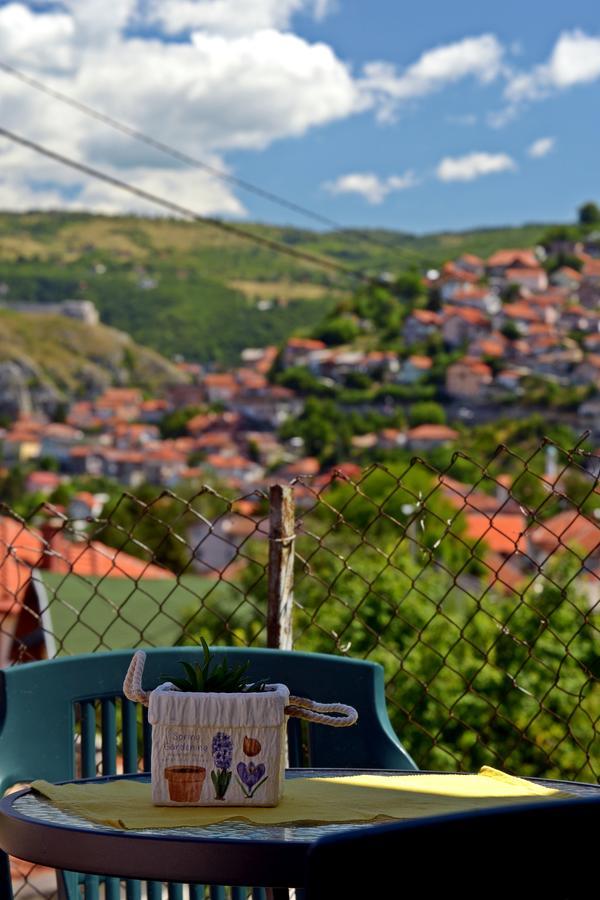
xmin=407 ymin=425 xmax=459 ymax=441
xmin=46 ymin=533 xmax=174 ymax=580
xmin=443 ymin=307 xmax=488 ymax=326
xmin=0 ymin=517 xmax=44 ymax=614
xmin=286 ymin=337 xmax=327 ymax=351
xmin=529 ymin=510 xmax=600 ymax=557
xmin=411 ymin=310 xmax=442 ymax=325
xmin=464 ymin=512 xmax=527 ymax=556
xmin=407 ymin=355 xmax=433 ymax=369
xmin=488 ymin=249 xmax=538 ymax=268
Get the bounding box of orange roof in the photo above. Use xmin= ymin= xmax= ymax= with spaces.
xmin=502 ymin=303 xmax=541 ymax=323
xmin=451 ymin=288 xmax=490 ymax=301
xmin=141 ymin=399 xmax=168 ymax=411
xmin=407 ymin=355 xmax=433 ymax=369
xmin=72 ymin=491 xmax=97 ymax=507
xmin=186 ymin=413 xmax=217 ymax=435
xmin=203 ymin=373 xmax=237 ymax=388
xmin=450 ymin=357 xmax=492 ymax=376
xmin=46 ymin=533 xmax=174 ymax=580
xmin=0 ymin=517 xmax=45 ymax=614
xmin=407 ymin=425 xmax=459 ymax=441
xmin=286 ymin=337 xmax=327 ymax=351
xmin=443 ymin=269 xmax=480 ymax=284
xmin=529 ymin=510 xmax=600 ymax=557
xmin=412 ymin=310 xmax=442 ymax=325
xmin=458 ymin=253 xmax=485 ymax=266
xmin=555 ymin=266 xmax=582 ymax=282
xmin=474 ymin=338 xmax=505 ymax=358
xmin=583 ymin=259 xmax=600 ymax=278
xmin=206 ymin=454 xmax=256 ymax=470
xmin=488 ymin=249 xmax=538 ymax=268
xmin=444 ymin=307 xmax=488 ymax=326
xmin=26 ymin=471 xmax=61 ymax=488
xmin=283 ymin=457 xmax=321 ymax=477
xmin=464 ymin=512 xmax=527 ymax=556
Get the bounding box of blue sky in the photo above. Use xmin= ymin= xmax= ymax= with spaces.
xmin=0 ymin=0 xmax=598 ymax=233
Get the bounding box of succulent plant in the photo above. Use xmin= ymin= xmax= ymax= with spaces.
xmin=163 ymin=638 xmax=269 ymax=694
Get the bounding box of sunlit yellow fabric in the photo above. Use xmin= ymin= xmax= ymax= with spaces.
xmin=32 ymin=767 xmax=572 ymax=831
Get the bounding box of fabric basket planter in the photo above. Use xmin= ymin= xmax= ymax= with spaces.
xmin=124 ymin=651 xmax=358 ymax=807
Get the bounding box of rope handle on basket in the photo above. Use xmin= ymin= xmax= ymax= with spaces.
xmin=123 ymin=650 xmax=150 ymax=706
xmin=123 ymin=651 xmax=358 ymax=726
xmin=285 ymin=695 xmax=358 ymax=727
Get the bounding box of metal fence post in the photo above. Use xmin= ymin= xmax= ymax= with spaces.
xmin=267 ymin=484 xmax=295 ymax=650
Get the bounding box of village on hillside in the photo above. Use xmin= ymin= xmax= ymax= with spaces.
xmin=2 ymin=233 xmax=600 ymax=632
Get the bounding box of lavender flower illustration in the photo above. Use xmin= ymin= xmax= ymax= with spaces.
xmin=236 ymin=761 xmax=268 ymax=799
xmin=211 ymin=732 xmax=233 ymax=800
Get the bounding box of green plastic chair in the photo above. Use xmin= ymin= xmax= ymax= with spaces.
xmin=0 ymin=647 xmax=417 ymax=899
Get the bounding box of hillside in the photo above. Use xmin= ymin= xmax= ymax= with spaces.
xmin=0 ymin=309 xmax=186 ymax=419
xmin=0 ymin=212 xmax=558 ymax=363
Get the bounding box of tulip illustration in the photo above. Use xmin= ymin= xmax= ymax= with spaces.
xmin=236 ymin=761 xmax=268 ymax=799
xmin=243 ymin=736 xmax=261 ymax=757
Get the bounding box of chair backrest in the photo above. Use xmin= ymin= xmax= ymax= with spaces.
xmin=305 ymin=796 xmax=600 ymax=899
xmin=0 ymin=646 xmax=416 ymax=792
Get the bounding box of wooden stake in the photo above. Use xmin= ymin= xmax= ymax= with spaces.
xmin=267 ymin=484 xmax=295 ymax=650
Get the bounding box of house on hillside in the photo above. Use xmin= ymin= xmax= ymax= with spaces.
xmin=406 ymin=424 xmax=459 ymax=451
xmin=503 ymin=267 xmax=549 ymax=293
xmin=445 ymin=358 xmax=493 ymax=399
xmin=455 ymin=254 xmax=485 ymax=276
xmin=487 ymin=249 xmax=539 ymax=278
xmin=550 ymin=266 xmax=582 ymax=291
xmin=402 ymin=310 xmax=442 ymax=345
xmin=397 ymin=355 xmax=433 ymax=384
xmin=447 ymin=287 xmax=501 ymax=315
xmin=442 ymin=307 xmax=490 ymax=348
xmin=579 ymin=258 xmax=600 ymax=308
xmin=203 ymin=373 xmax=239 ymax=405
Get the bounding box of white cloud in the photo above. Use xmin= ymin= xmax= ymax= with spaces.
xmin=324 ymin=171 xmax=418 ymax=205
xmin=147 ymin=0 xmax=334 ymax=36
xmin=361 ymin=34 xmax=504 ymax=121
xmin=0 ymin=3 xmax=362 ymax=214
xmin=505 ymin=29 xmax=600 ymax=102
xmin=0 ymin=7 xmax=514 ymax=215
xmin=436 ymin=152 xmax=516 ymax=182
xmin=0 ymin=3 xmax=75 ymax=70
xmin=527 ymin=136 xmax=555 ymax=159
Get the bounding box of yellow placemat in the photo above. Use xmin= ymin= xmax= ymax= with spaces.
xmin=31 ymin=768 xmax=573 ymax=831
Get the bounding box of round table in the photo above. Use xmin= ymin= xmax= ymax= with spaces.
xmin=1 ymin=770 xmax=599 ymax=889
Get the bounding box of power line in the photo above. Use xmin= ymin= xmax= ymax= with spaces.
xmin=0 ymin=60 xmax=422 ymax=261
xmin=0 ymin=62 xmax=356 ymax=233
xmin=0 ymin=126 xmax=376 ymax=283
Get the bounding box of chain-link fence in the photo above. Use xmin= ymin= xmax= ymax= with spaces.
xmin=2 ymin=436 xmax=599 ymax=896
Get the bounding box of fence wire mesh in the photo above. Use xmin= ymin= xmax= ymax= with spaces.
xmin=1 ymin=436 xmax=599 ymax=897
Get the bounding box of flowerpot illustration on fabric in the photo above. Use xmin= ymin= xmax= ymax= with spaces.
xmin=243 ymin=736 xmax=261 ymax=757
xmin=236 ymin=761 xmax=268 ymax=799
xmin=211 ymin=731 xmax=233 ymax=800
xmin=164 ymin=766 xmax=206 ymax=803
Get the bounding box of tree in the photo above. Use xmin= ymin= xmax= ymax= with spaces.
xmin=160 ymin=406 xmax=203 ymax=439
xmin=312 ymin=316 xmax=360 ymax=346
xmin=408 ymin=401 xmax=446 ymax=427
xmin=578 ymin=202 xmax=600 ymax=226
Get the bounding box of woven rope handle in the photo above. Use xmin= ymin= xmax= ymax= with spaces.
xmin=285 ymin=695 xmax=358 ymax=727
xmin=123 ymin=650 xmax=150 ymax=707
xmin=123 ymin=652 xmax=358 ymax=727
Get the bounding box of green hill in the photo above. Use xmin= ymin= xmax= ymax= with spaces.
xmin=0 ymin=308 xmax=186 ymax=418
xmin=0 ymin=212 xmax=559 ymax=363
